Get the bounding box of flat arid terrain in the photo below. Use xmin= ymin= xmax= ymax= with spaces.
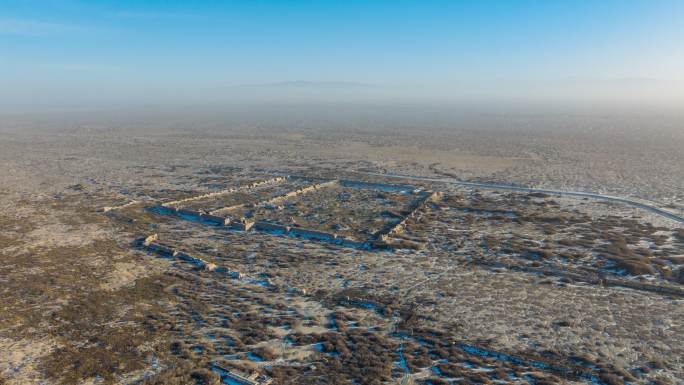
xmin=1 ymin=108 xmax=683 ymax=385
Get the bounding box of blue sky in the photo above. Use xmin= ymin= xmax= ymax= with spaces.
xmin=1 ymin=0 xmax=683 ymax=110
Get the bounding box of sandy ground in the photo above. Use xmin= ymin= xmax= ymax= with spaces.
xmin=0 ymin=337 xmax=56 ymax=385
xmin=0 ymin=109 xmax=682 ymax=384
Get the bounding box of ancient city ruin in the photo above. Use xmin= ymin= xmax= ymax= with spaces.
xmin=147 ymin=175 xmax=438 ymax=250
xmin=90 ymin=169 xmax=684 ymax=384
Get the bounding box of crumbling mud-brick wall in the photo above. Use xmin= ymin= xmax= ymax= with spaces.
xmin=162 ymin=176 xmax=286 ymax=209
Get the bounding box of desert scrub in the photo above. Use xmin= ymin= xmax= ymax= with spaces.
xmin=675 ymin=228 xmax=684 ymax=243
xmin=43 ymin=275 xmax=173 ymax=384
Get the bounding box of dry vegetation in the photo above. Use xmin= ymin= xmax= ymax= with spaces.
xmin=0 ymin=110 xmax=682 ymax=384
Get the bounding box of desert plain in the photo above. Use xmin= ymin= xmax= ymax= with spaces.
xmin=1 ymin=105 xmax=683 ymax=385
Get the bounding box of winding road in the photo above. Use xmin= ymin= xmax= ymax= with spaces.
xmin=362 ymin=172 xmax=684 ymax=225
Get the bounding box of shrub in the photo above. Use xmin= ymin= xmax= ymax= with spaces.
xmin=406 ymin=354 xmax=432 ymax=370
xmin=615 ymin=259 xmax=655 ymax=276
xmin=423 ymin=378 xmax=449 ymax=385
xmin=599 ymin=372 xmax=625 ymax=385
xmin=676 ymin=229 xmax=684 ymax=243
xmin=252 ymin=346 xmax=277 ymax=361
xmin=676 ymin=268 xmax=684 ymax=285
xmin=666 ymin=256 xmax=684 ymax=265
xmin=652 ymin=376 xmax=674 ymax=385
xmin=189 ymin=369 xmax=220 ymax=385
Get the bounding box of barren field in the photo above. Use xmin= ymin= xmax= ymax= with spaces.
xmin=0 ymin=109 xmax=683 ymax=385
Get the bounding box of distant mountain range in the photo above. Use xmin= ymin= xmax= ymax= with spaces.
xmin=234 ymin=80 xmax=378 ymax=88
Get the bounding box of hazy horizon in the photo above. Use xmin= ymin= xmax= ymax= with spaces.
xmin=2 ymin=0 xmax=683 ymax=113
